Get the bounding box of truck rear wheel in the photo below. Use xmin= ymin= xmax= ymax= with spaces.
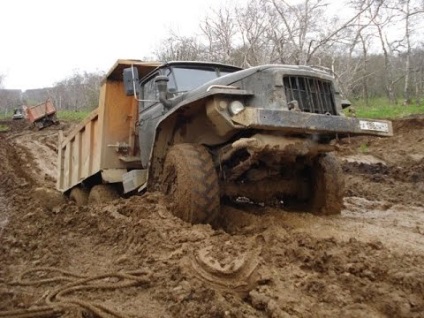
xmin=88 ymin=184 xmax=119 ymax=204
xmin=69 ymin=187 xmax=89 ymax=206
xmin=309 ymin=153 xmax=345 ymax=215
xmin=161 ymin=144 xmax=220 ymax=224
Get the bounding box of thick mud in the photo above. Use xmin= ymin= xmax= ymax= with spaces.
xmin=1 ymin=117 xmax=424 ymax=317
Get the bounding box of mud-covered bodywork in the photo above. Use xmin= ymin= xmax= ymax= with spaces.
xmin=144 ymin=64 xmax=392 ymax=146
xmin=127 ymin=61 xmax=392 ymax=219
xmin=174 ymin=64 xmax=391 ymax=138
xmin=58 ymin=60 xmax=393 ymax=222
xmin=139 ymin=63 xmax=391 ymax=179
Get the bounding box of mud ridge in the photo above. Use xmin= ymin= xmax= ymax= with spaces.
xmin=1 ymin=117 xmax=424 ymax=317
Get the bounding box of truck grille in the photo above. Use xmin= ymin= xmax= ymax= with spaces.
xmin=283 ymin=76 xmax=336 ymax=115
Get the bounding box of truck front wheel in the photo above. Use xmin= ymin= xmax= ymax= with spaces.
xmin=309 ymin=153 xmax=345 ymax=215
xmin=161 ymin=144 xmax=220 ymax=224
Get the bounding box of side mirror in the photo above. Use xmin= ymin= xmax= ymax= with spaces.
xmin=341 ymin=99 xmax=351 ymax=109
xmin=155 ymin=75 xmax=169 ymax=94
xmin=123 ymin=66 xmax=140 ymax=96
xmin=155 ymin=75 xmax=171 ymax=108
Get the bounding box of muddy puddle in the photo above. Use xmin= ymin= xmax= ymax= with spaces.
xmin=1 ymin=117 xmax=424 ymax=317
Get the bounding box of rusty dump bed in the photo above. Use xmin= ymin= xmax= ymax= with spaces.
xmin=26 ymin=99 xmax=56 ymax=123
xmin=56 ymin=59 xmax=161 ymax=193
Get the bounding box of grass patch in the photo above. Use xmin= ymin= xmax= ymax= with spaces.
xmin=1 ymin=109 xmax=92 ymax=122
xmin=57 ymin=109 xmax=92 ymax=122
xmin=0 ymin=112 xmax=13 ymax=120
xmin=359 ymin=143 xmax=369 ymax=153
xmin=347 ymin=98 xmax=424 ymax=119
xmin=0 ymin=124 xmax=9 ymax=132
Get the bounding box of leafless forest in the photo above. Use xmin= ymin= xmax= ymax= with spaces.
xmin=1 ymin=0 xmax=423 ymax=110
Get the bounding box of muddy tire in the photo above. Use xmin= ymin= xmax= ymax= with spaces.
xmin=162 ymin=144 xmax=220 ymax=224
xmin=88 ymin=184 xmax=119 ymax=204
xmin=69 ymin=187 xmax=89 ymax=206
xmin=310 ymin=153 xmax=345 ymax=215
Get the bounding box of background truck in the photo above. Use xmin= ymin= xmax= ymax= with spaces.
xmin=57 ymin=59 xmax=393 ymax=223
xmin=25 ymin=98 xmax=58 ymax=129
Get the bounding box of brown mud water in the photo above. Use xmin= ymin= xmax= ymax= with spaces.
xmin=0 ymin=117 xmax=424 ymax=317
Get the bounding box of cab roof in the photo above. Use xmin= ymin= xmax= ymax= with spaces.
xmin=105 ymin=59 xmax=242 ymax=82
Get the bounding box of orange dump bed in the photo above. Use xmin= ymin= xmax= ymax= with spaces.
xmin=56 ymin=60 xmax=160 ymax=193
xmin=26 ymin=99 xmax=56 ymax=123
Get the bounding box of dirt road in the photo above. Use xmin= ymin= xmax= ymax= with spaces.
xmin=1 ymin=117 xmax=423 ymax=317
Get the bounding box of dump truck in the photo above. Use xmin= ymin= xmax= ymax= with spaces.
xmin=25 ymin=98 xmax=58 ymax=129
xmin=57 ymin=59 xmax=393 ymax=223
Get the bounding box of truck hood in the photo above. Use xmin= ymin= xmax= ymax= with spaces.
xmin=180 ymin=64 xmax=334 ymax=101
xmin=185 ymin=65 xmax=268 ymax=97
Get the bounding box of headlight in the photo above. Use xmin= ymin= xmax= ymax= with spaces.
xmin=228 ymin=100 xmax=245 ymax=116
xmin=218 ymin=100 xmax=228 ymax=111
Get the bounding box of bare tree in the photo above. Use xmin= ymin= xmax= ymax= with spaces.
xmin=49 ymin=71 xmax=103 ymax=110
xmin=0 ymin=89 xmax=22 ymax=114
xmin=154 ymin=32 xmax=206 ymax=61
xmin=151 ymin=0 xmax=424 ymax=104
xmin=200 ymin=7 xmax=238 ymax=63
xmin=268 ymin=0 xmax=374 ymax=65
xmin=393 ymin=0 xmax=424 ymax=104
xmin=411 ymin=46 xmax=424 ymax=104
xmin=0 ymin=74 xmax=4 ymax=89
xmin=339 ymin=0 xmax=384 ymax=103
xmin=235 ymin=0 xmax=270 ymax=67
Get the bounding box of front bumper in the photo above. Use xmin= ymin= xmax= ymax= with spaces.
xmin=231 ymin=108 xmax=393 ymax=137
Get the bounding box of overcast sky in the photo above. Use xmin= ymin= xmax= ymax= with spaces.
xmin=0 ymin=0 xmax=241 ymax=90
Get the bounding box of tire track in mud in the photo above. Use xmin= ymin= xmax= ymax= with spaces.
xmin=1 ymin=118 xmax=424 ymax=317
xmin=0 ymin=132 xmax=37 ymax=240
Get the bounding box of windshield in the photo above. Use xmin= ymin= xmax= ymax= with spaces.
xmin=168 ymin=66 xmax=236 ymax=92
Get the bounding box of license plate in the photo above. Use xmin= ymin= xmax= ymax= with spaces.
xmin=359 ymin=120 xmax=389 ymax=132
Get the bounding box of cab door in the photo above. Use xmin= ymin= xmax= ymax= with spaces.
xmin=138 ymin=73 xmax=165 ymax=167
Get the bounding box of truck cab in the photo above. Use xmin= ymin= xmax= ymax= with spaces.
xmin=128 ymin=62 xmax=242 ymax=167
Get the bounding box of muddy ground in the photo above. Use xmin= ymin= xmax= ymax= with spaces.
xmin=0 ymin=117 xmax=424 ymax=318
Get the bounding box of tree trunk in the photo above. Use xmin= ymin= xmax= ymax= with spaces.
xmin=403 ymin=0 xmax=412 ymax=105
